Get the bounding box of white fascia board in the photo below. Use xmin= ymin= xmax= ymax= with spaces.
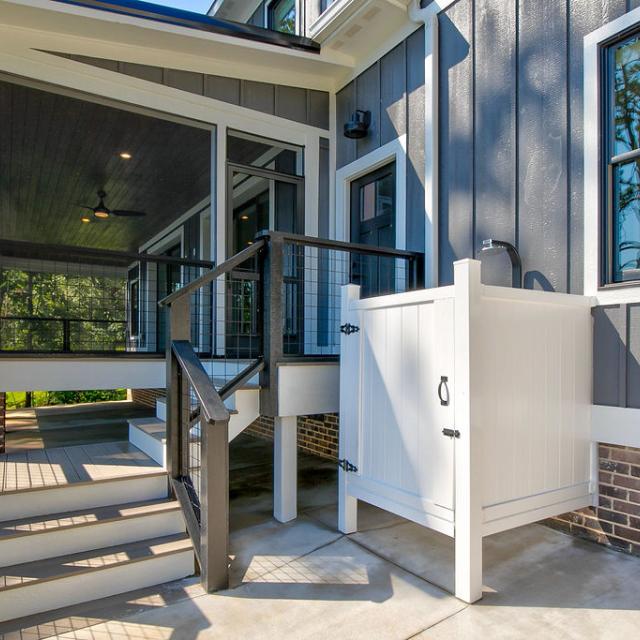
xmin=0 ymin=0 xmax=355 ymax=90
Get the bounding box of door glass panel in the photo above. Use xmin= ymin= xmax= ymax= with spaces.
xmin=230 ymin=172 xmax=270 ymax=254
xmin=351 ymin=163 xmax=396 ymax=297
xmin=360 ymin=182 xmax=375 ymax=221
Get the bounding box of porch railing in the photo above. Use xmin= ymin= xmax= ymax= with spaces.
xmin=161 ymin=231 xmax=423 ymax=591
xmin=0 ymin=240 xmax=213 ymax=356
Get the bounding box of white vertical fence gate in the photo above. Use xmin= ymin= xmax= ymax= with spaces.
xmin=339 ymin=259 xmax=594 ymax=603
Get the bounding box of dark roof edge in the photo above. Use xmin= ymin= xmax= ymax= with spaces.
xmin=50 ymin=0 xmax=321 ymax=54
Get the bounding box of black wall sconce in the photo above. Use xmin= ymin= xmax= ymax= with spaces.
xmin=344 ymin=110 xmax=371 ymax=139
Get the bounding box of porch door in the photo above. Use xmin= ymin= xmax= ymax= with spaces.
xmin=226 ymin=164 xmax=304 ymax=357
xmin=350 ymin=162 xmax=396 ymax=297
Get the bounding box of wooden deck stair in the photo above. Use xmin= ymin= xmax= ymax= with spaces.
xmin=0 ymin=442 xmax=194 ymax=623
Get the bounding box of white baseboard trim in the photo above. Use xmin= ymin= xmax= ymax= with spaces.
xmin=592 ymin=405 xmax=640 ymax=449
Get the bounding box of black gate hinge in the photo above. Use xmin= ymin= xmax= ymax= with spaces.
xmin=340 ymin=323 xmax=360 ymax=335
xmin=338 ymin=458 xmax=358 ymax=472
xmin=442 ymin=428 xmax=461 ymax=439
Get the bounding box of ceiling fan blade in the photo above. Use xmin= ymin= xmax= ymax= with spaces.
xmin=78 ymin=205 xmax=95 ymax=211
xmin=111 ymin=210 xmax=147 ymax=217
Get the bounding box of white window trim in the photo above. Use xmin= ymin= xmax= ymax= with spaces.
xmin=584 ymin=7 xmax=640 ymax=304
xmin=334 ymin=135 xmax=407 ymax=250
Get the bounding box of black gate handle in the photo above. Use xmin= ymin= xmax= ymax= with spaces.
xmin=438 ymin=376 xmax=450 ymax=406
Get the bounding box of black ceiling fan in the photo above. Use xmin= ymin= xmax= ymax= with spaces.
xmin=80 ymin=190 xmax=147 ymax=220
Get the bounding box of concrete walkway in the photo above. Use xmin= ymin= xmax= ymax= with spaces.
xmin=5 ymin=434 xmax=640 ymax=640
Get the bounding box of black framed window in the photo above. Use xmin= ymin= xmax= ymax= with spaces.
xmin=604 ymin=32 xmax=640 ymax=284
xmin=268 ymin=0 xmax=296 ymax=34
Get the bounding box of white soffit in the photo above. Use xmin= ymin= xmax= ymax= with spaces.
xmin=311 ymin=0 xmax=414 ymax=67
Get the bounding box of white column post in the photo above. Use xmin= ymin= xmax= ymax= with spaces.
xmin=273 ymin=415 xmax=298 ymax=523
xmin=453 ymin=259 xmax=483 ymax=603
xmin=338 ymin=284 xmax=361 ymax=534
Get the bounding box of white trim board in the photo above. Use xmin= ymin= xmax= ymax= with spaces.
xmin=584 ymin=7 xmax=640 ymax=304
xmin=592 ymin=404 xmax=640 ymax=449
xmin=334 ymin=135 xmax=407 ymax=249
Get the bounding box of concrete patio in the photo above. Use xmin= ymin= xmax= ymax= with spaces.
xmin=2 ymin=433 xmax=639 ymax=640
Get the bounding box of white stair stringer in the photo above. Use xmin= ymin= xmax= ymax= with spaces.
xmin=0 ymin=499 xmax=184 ymax=567
xmin=228 ymin=387 xmax=260 ymax=441
xmin=0 ymin=534 xmax=194 ymax=622
xmin=0 ymin=473 xmax=168 ymax=522
xmin=131 ymin=388 xmax=260 ymax=460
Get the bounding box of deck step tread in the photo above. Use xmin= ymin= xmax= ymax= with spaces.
xmin=0 ymin=498 xmax=180 ymax=539
xmin=0 ymin=442 xmax=162 ymax=494
xmin=0 ymin=533 xmax=192 ymax=590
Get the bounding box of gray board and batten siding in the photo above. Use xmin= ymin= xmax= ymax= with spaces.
xmin=430 ymin=0 xmax=640 ymax=293
xmin=340 ymin=1 xmax=640 ymax=408
xmin=336 ymin=26 xmax=426 ymax=254
xmin=51 ymin=53 xmax=330 ymax=130
xmin=433 ymin=0 xmax=640 ymax=409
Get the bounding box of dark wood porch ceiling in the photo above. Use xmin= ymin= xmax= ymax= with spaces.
xmin=0 ymin=80 xmax=211 ymax=252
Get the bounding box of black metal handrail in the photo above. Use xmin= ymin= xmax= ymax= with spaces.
xmin=169 ymin=340 xmax=230 ymax=591
xmin=163 ymin=230 xmax=425 ymax=592
xmin=160 ymin=238 xmax=267 ymax=306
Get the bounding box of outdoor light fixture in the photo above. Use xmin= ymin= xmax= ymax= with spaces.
xmin=344 ymin=110 xmax=371 ymax=139
xmin=119 ymin=152 xmax=132 ymax=159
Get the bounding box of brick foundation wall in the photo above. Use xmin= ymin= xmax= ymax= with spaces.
xmin=0 ymin=391 xmax=5 ymax=454
xmin=547 ymin=443 xmax=640 ymax=556
xmin=131 ymin=388 xmax=166 ymax=410
xmin=245 ymin=414 xmax=339 ymax=461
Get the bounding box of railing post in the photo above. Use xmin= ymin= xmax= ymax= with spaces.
xmin=62 ymin=319 xmax=71 ymax=353
xmin=166 ymin=296 xmax=190 ymax=480
xmin=200 ymin=416 xmax=229 ymax=591
xmin=259 ymin=235 xmax=284 ymax=418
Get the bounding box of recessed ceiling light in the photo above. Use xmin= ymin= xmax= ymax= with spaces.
xmin=119 ymin=152 xmax=132 ymax=159
xmin=241 ymin=215 xmax=249 ymax=221
xmin=80 ymin=215 xmax=91 ymax=223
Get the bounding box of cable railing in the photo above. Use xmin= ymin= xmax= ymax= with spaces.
xmin=161 ymin=231 xmax=423 ymax=591
xmin=0 ymin=240 xmax=213 ymax=355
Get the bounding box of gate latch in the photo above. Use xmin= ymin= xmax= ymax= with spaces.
xmin=340 ymin=323 xmax=360 ymax=335
xmin=338 ymin=458 xmax=358 ymax=473
xmin=442 ymin=428 xmax=461 ymax=439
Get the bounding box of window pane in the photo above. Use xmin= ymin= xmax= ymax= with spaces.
xmin=359 ymin=171 xmax=394 ymax=222
xmin=270 ymin=0 xmax=296 ymax=34
xmin=613 ymin=35 xmax=640 ymax=155
xmin=613 ymin=159 xmax=640 ymax=281
xmin=227 ymin=130 xmax=303 ymax=177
